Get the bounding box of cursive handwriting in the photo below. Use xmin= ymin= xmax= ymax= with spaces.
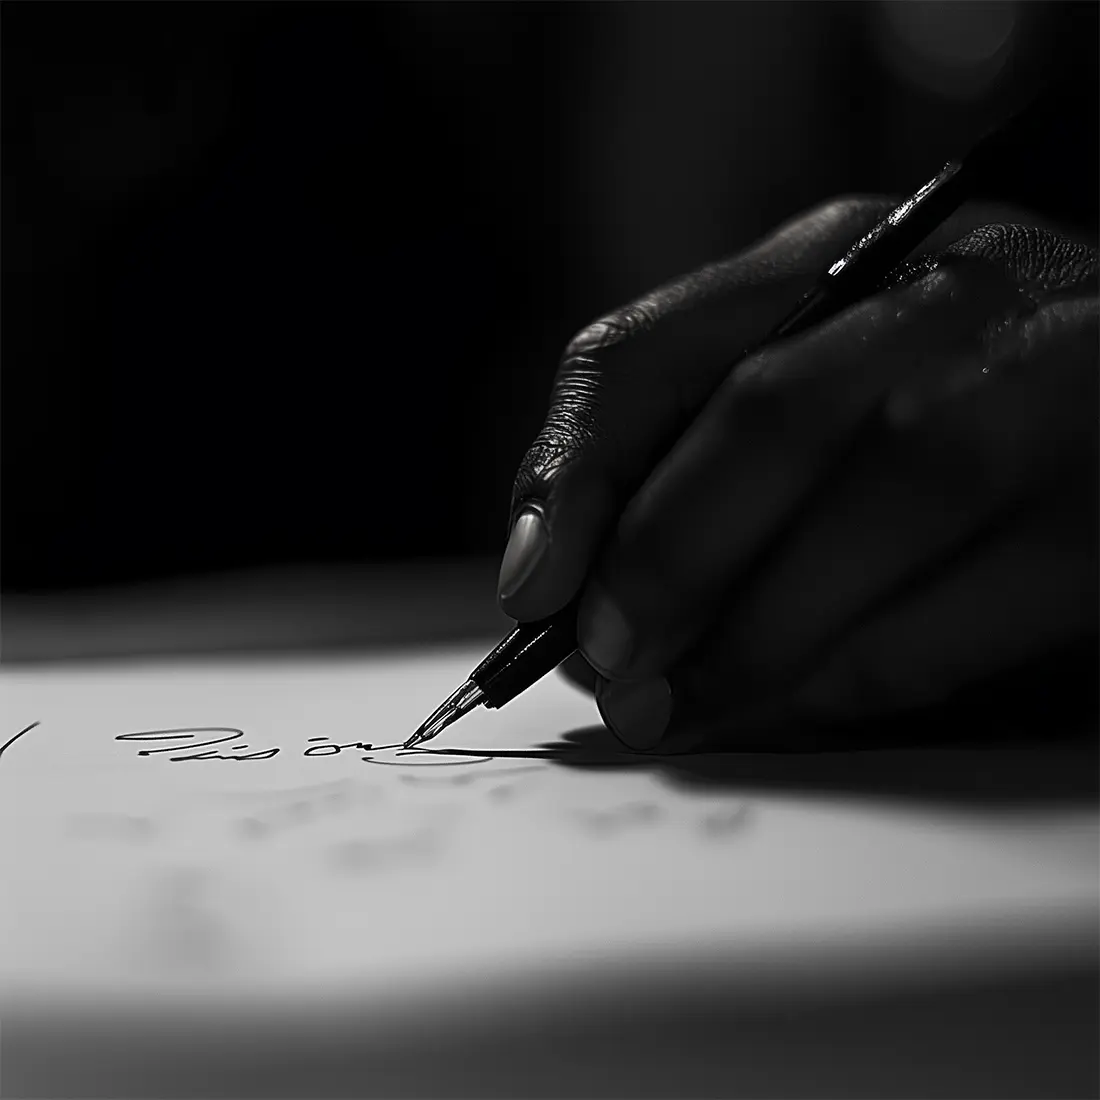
xmin=304 ymin=736 xmax=376 ymax=757
xmin=0 ymin=721 xmax=40 ymax=767
xmin=116 ymin=728 xmax=281 ymax=761
xmin=114 ymin=727 xmax=501 ymax=767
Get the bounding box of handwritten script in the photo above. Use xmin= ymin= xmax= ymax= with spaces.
xmin=0 ymin=721 xmax=40 ymax=766
xmin=0 ymin=723 xmax=643 ymax=774
xmin=0 ymin=722 xmax=498 ymax=770
xmin=113 ymin=728 xmax=494 ymax=766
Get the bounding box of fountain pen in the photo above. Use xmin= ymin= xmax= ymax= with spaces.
xmin=404 ymin=86 xmax=1051 ymax=750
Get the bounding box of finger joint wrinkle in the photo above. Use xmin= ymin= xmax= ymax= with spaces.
xmin=950 ymin=224 xmax=1098 ymax=293
xmin=512 ymin=439 xmax=579 ymax=499
xmin=565 ymin=308 xmax=653 ymax=357
xmin=552 ymin=359 xmax=604 ymax=406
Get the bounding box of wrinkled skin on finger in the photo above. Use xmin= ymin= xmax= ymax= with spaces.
xmin=501 ymin=198 xmax=1095 ymax=623
xmin=501 ymin=196 xmax=1097 ymax=750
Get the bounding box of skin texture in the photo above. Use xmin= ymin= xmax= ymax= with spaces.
xmin=498 ymin=197 xmax=1098 ymax=751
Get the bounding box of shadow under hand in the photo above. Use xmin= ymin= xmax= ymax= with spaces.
xmin=537 ymin=725 xmax=1098 ymax=811
xmin=417 ymin=723 xmax=646 ymax=767
xmin=541 ymin=640 xmax=1099 ymax=810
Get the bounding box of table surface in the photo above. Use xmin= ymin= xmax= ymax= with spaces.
xmin=2 ymin=558 xmax=512 ymax=664
xmin=2 ymin=560 xmax=1097 ymax=1099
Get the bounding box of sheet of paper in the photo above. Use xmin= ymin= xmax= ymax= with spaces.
xmin=1 ymin=646 xmax=1097 ymax=1017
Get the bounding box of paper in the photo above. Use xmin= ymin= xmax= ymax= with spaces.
xmin=1 ymin=645 xmax=1097 ymax=1016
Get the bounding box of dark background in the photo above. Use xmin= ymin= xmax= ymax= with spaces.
xmin=3 ymin=0 xmax=1097 ymax=593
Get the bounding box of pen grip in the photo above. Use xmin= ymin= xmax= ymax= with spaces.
xmin=471 ymin=603 xmax=579 ymax=709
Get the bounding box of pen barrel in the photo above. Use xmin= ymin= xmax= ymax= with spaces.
xmin=760 ymin=159 xmax=968 ymax=350
xmin=471 ymin=605 xmax=579 ymax=709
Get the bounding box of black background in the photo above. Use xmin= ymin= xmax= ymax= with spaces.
xmin=3 ymin=1 xmax=1096 ymax=591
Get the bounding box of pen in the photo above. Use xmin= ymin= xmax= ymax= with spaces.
xmin=404 ymin=85 xmax=1054 ymax=751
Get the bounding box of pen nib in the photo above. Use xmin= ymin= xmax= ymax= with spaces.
xmin=404 ymin=679 xmax=485 ymax=750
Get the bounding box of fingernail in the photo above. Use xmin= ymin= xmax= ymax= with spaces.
xmin=597 ymin=677 xmax=672 ymax=751
xmin=579 ymin=583 xmax=634 ymax=678
xmin=498 ymin=507 xmax=548 ymax=602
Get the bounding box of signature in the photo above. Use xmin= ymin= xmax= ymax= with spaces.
xmin=113 ymin=727 xmax=493 ymax=767
xmin=4 ymin=723 xmax=635 ymax=772
xmin=116 ymin=728 xmax=281 ymax=761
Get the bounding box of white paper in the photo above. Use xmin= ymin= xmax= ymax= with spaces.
xmin=2 ymin=646 xmax=1097 ymax=1015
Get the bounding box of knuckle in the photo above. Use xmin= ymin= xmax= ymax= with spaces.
xmin=517 ymin=282 xmax=703 ymax=515
xmin=511 ymin=441 xmax=565 ymax=508
xmin=512 ymin=422 xmax=605 ymax=512
xmin=562 ymin=319 xmax=622 ymax=363
xmin=914 ymin=261 xmax=967 ymax=302
xmin=944 ymin=223 xmax=1099 ymax=295
xmin=886 ymin=259 xmax=969 ymax=311
xmin=802 ymin=194 xmax=894 ymax=238
xmin=516 ymin=320 xmax=641 ymax=499
xmin=948 ymin=222 xmax=1019 ymax=262
xmin=545 ymin=361 xmax=605 ymax=442
xmin=562 ymin=301 xmax=660 ymax=363
xmin=813 ymin=194 xmax=875 ymax=225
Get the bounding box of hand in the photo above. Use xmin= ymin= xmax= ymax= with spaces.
xmin=498 ymin=197 xmax=1098 ymax=751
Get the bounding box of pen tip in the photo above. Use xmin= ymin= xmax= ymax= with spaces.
xmin=404 ymin=679 xmax=486 ymax=751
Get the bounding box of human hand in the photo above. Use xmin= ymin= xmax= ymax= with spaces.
xmin=498 ymin=197 xmax=1098 ymax=751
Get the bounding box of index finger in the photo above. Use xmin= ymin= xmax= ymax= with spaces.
xmin=499 ymin=197 xmax=897 ymax=622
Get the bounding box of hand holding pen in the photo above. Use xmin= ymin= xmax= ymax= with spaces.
xmin=409 ymin=87 xmax=1098 ymax=754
